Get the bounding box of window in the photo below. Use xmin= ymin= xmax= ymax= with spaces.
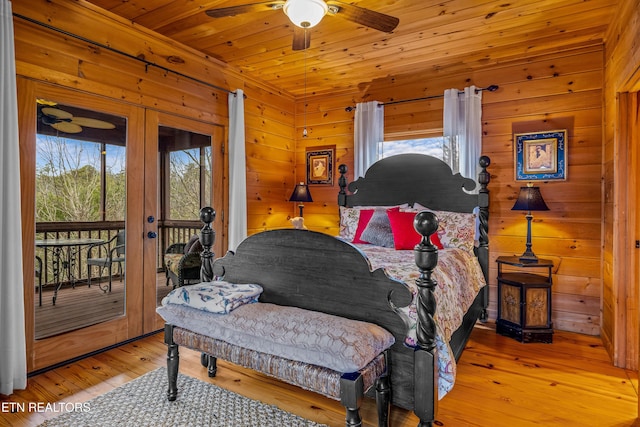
xmin=168 ymin=146 xmax=211 ymax=220
xmin=35 ymin=101 xmax=127 ymax=222
xmin=380 ymin=137 xmax=445 ymax=159
xmin=159 ymin=126 xmax=212 ymax=221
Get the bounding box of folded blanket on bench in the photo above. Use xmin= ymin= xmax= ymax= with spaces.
xmin=161 ymin=280 xmax=263 ymax=314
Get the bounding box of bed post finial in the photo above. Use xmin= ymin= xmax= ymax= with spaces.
xmin=338 ymin=164 xmax=348 ymax=206
xmin=199 ymin=207 xmax=216 ymax=282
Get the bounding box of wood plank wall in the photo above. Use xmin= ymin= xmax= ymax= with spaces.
xmin=13 ymin=0 xmax=640 ymax=371
xmin=12 ymin=0 xmax=296 ymax=245
xmin=296 ymin=46 xmax=605 ymax=337
xmin=603 ymin=0 xmax=640 ymax=370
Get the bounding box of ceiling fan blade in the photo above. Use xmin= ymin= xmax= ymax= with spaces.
xmin=292 ymin=27 xmax=311 ymax=51
xmin=37 ymin=98 xmax=58 ymax=107
xmin=41 ymin=107 xmax=73 ymax=120
xmin=51 ymin=122 xmax=83 ymax=134
xmin=205 ymin=2 xmax=284 ymax=18
xmin=327 ymin=1 xmax=399 ymax=33
xmin=71 ymin=117 xmax=116 ymax=129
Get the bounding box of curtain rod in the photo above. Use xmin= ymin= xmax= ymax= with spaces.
xmin=344 ymin=84 xmax=499 ymax=112
xmin=13 ymin=13 xmax=236 ymax=96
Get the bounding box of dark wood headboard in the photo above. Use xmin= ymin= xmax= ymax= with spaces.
xmin=337 ymin=154 xmax=491 ymax=283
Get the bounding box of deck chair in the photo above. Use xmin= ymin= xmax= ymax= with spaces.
xmin=35 ymin=255 xmax=43 ymax=306
xmin=86 ymin=230 xmax=125 ymax=292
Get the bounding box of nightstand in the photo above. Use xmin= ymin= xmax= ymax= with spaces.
xmin=496 ymin=256 xmax=553 ymax=343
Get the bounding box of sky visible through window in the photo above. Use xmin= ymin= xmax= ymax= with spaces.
xmin=36 ymin=135 xmax=125 ymax=174
xmin=381 ymin=137 xmax=444 ymax=159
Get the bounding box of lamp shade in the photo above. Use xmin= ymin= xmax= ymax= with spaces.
xmin=289 ymin=182 xmax=313 ymax=202
xmin=283 ymin=0 xmax=328 ymax=28
xmin=511 ymin=185 xmax=549 ymax=212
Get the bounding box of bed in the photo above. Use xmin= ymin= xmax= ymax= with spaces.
xmin=159 ymin=153 xmax=490 ymax=426
xmin=335 ymin=154 xmax=491 ymax=420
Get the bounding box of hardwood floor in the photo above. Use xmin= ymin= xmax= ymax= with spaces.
xmin=1 ymin=323 xmax=637 ymax=427
xmin=34 ymin=273 xmax=172 ymax=339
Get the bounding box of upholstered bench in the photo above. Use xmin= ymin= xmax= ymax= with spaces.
xmin=158 ymin=300 xmax=396 ymax=427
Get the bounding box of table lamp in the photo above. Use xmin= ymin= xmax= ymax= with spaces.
xmin=289 ymin=182 xmax=313 ymax=217
xmin=512 ymin=183 xmax=549 ymax=262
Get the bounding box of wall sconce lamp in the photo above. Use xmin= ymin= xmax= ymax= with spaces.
xmin=289 ymin=182 xmax=313 ymax=217
xmin=512 ymin=183 xmax=549 ymax=262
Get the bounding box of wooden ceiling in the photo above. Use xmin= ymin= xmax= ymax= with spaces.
xmin=83 ymin=0 xmax=617 ymax=98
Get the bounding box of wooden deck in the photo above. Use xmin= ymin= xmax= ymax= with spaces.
xmin=35 ymin=272 xmax=172 ymax=339
xmin=3 ymin=323 xmax=637 ymax=427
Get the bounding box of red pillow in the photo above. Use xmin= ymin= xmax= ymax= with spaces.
xmin=387 ymin=208 xmax=443 ymax=250
xmin=352 ymin=209 xmax=374 ymax=243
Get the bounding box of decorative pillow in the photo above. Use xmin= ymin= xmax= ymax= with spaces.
xmin=352 ymin=209 xmax=375 ymax=243
xmin=414 ymin=204 xmax=481 ymax=244
xmin=433 ymin=210 xmax=476 ymax=253
xmin=339 ymin=206 xmax=360 ymax=240
xmin=387 ymin=207 xmax=443 ymax=250
xmin=360 ymin=209 xmax=394 ymax=247
xmin=161 ymin=281 xmax=263 ymax=314
xmin=339 ymin=204 xmax=411 ymax=241
xmin=410 ymin=204 xmax=477 ymax=253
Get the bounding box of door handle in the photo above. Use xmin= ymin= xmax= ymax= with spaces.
xmin=147 ymin=231 xmax=157 ymax=239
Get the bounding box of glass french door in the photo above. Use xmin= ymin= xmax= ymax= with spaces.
xmin=142 ymin=111 xmax=225 ymax=333
xmin=21 ymin=82 xmax=224 ymax=371
xmin=21 ymin=80 xmax=146 ymax=372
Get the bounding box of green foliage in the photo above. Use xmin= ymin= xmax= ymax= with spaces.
xmin=36 ymin=136 xmax=125 ymax=222
xmin=36 ymin=136 xmax=210 ymax=223
xmin=169 ymin=147 xmax=211 ymax=220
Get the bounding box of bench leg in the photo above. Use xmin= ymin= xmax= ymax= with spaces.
xmin=164 ymin=324 xmax=179 ymax=401
xmin=200 ymin=352 xmax=218 ymax=377
xmin=340 ymin=372 xmax=364 ymax=427
xmin=375 ymin=374 xmax=391 ymax=427
xmin=375 ymin=351 xmax=391 ymax=427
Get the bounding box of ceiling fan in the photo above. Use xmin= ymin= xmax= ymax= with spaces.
xmin=205 ymin=0 xmax=399 ymax=50
xmin=38 ymin=106 xmax=116 ymax=134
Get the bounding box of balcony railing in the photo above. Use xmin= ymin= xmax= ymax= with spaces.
xmin=35 ymin=220 xmax=203 ymax=289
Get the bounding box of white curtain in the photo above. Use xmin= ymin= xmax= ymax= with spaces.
xmin=354 ymin=101 xmax=384 ymax=179
xmin=443 ymin=86 xmax=483 ymax=187
xmin=227 ymin=89 xmax=247 ymax=252
xmin=0 ymin=0 xmax=27 ymax=395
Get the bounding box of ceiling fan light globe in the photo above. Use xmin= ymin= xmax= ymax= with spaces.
xmin=283 ymin=0 xmax=328 ymax=28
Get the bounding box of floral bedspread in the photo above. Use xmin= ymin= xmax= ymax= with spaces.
xmin=354 ymin=244 xmax=486 ymax=398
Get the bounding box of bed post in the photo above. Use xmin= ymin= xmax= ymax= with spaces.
xmin=197 ymin=206 xmax=218 ymax=374
xmin=338 ymin=164 xmax=348 ymax=207
xmin=476 ymin=156 xmax=491 ymax=320
xmin=199 ymin=206 xmax=216 ymax=282
xmin=412 ymin=211 xmax=440 ymax=427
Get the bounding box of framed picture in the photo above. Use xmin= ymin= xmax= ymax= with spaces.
xmin=514 ymin=129 xmax=567 ymax=181
xmin=306 ymin=147 xmax=334 ymax=185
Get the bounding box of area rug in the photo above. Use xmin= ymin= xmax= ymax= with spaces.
xmin=38 ymin=367 xmax=329 ymax=427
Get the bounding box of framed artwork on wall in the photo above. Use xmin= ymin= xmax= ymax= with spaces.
xmin=306 ymin=146 xmax=334 ymax=185
xmin=514 ymin=129 xmax=567 ymax=181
